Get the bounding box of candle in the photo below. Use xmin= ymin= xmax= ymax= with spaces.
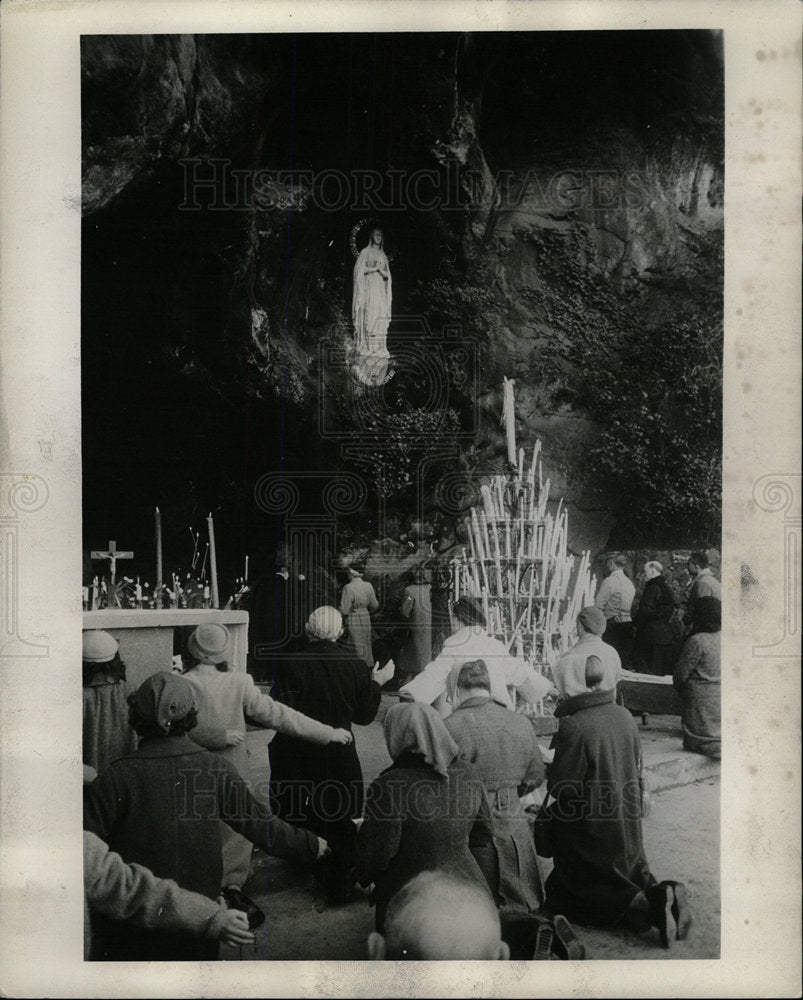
xmin=155 ymin=507 xmax=163 ymax=592
xmin=200 ymin=542 xmax=209 ymax=581
xmin=135 ymin=577 xmax=142 ymax=603
xmin=207 ymin=513 xmax=220 ymax=608
xmin=502 ymin=377 xmax=516 ymax=467
xmin=244 ymin=555 xmax=249 ymax=581
xmin=82 ymin=586 xmax=89 ymax=610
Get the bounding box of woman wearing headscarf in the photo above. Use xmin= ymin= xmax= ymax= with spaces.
xmin=673 ymin=597 xmax=721 ymax=759
xmin=269 ymin=606 xmax=394 ymax=903
xmin=632 ymin=561 xmax=678 ymax=675
xmin=354 ymin=702 xmax=496 ymax=932
xmin=340 ymin=562 xmax=380 ymax=667
xmin=537 ymin=609 xmax=692 ymax=949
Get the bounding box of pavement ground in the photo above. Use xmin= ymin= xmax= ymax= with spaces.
xmin=222 ymin=694 xmax=720 ymax=962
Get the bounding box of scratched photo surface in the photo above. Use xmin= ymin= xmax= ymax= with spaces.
xmin=0 ymin=2 xmax=800 ymax=998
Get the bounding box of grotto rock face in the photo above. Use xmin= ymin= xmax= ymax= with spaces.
xmin=82 ymin=31 xmax=723 ymax=562
xmin=82 ymin=35 xmax=274 ymax=215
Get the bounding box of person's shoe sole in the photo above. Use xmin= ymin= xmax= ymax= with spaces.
xmin=552 ymin=914 xmax=586 ymax=960
xmin=533 ymin=923 xmax=555 ymax=960
xmin=666 ymin=881 xmax=693 ymax=940
xmin=655 ymin=883 xmax=676 ymax=948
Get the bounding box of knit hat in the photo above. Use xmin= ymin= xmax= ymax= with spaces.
xmin=577 ymin=606 xmax=606 ymax=636
xmin=129 ymin=673 xmax=196 ymax=735
xmin=451 ymin=595 xmax=487 ymax=629
xmin=82 ymin=630 xmax=119 ymax=663
xmin=187 ymin=623 xmax=230 ymax=663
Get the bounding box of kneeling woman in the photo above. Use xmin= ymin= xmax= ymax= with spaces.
xmin=673 ymin=596 xmax=721 ymax=759
xmin=354 ymin=702 xmax=496 ymax=932
xmin=538 ymin=612 xmax=693 ymax=949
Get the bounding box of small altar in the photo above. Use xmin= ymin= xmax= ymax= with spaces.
xmin=82 ymin=609 xmax=249 ymax=687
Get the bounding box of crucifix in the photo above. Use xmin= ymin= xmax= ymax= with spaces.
xmin=90 ymin=539 xmax=134 ymax=592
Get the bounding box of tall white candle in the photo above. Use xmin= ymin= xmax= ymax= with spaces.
xmin=155 ymin=507 xmax=163 ymax=591
xmin=207 ymin=513 xmax=220 ymax=608
xmin=502 ymin=378 xmax=516 ymax=466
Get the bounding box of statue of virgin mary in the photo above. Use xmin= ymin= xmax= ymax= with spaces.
xmin=351 ymin=226 xmax=392 ymax=385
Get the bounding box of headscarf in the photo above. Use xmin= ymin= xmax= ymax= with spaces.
xmin=306 ymin=606 xmax=343 ymax=642
xmin=383 ymin=702 xmax=459 ymax=777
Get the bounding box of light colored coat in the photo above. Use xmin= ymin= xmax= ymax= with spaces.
xmin=399 ymin=625 xmax=552 ymax=715
xmin=84 ymin=830 xmax=217 ymax=960
xmin=340 ymin=578 xmax=379 ymax=667
xmin=184 ymin=664 xmax=337 ymax=774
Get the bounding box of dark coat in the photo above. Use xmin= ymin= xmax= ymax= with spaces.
xmin=633 ymin=575 xmax=676 ymax=646
xmin=633 ymin=575 xmax=679 ymax=674
xmin=445 ymin=696 xmax=545 ymax=912
xmin=541 ymin=690 xmax=655 ymax=925
xmin=354 ymin=754 xmax=495 ymax=931
xmin=242 ymin=574 xmax=308 ymax=679
xmin=397 ymin=583 xmax=433 ymax=677
xmin=84 ymin=735 xmax=318 ymax=960
xmin=269 ymin=639 xmax=382 ymax=842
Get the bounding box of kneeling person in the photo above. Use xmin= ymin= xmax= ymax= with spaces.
xmin=84 ymin=672 xmax=327 ymax=961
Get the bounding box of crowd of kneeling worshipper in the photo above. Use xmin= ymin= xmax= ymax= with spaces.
xmin=83 ymin=556 xmax=719 ymax=962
